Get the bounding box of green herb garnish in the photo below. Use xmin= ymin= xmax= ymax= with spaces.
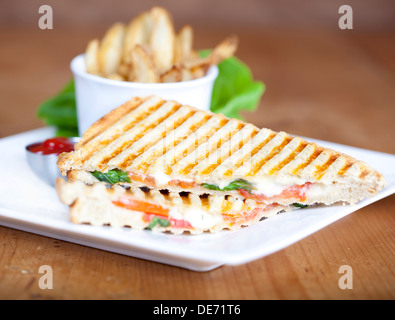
xmin=292 ymin=203 xmax=308 ymax=208
xmin=37 ymin=79 xmax=78 ymax=137
xmin=202 ymin=179 xmax=254 ymax=193
xmin=200 ymin=51 xmax=265 ymax=120
xmin=91 ymin=169 xmax=131 ymax=184
xmin=147 ymin=217 xmax=171 ymax=230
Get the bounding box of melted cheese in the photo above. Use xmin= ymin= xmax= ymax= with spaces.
xmin=151 ymin=171 xmax=171 ymax=186
xmin=151 ymin=171 xmax=195 ymax=188
xmin=169 ymin=206 xmax=223 ymax=229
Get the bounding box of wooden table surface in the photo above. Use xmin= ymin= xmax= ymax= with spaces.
xmin=0 ymin=26 xmax=394 ymax=300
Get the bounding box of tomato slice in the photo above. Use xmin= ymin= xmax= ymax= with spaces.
xmin=170 ymin=218 xmax=193 ymax=229
xmin=168 ymin=179 xmax=197 ymax=188
xmin=142 ymin=213 xmax=193 ymax=229
xmin=239 ymin=182 xmax=312 ymax=203
xmin=127 ymin=172 xmax=156 ymax=187
xmin=222 ymin=207 xmax=264 ymax=226
xmin=112 ymin=196 xmax=169 ymax=217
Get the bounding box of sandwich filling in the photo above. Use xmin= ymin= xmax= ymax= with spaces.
xmin=55 ymin=179 xmax=291 ymax=233
xmin=112 ymin=195 xmax=270 ymax=231
xmin=89 ymin=169 xmax=314 ymax=206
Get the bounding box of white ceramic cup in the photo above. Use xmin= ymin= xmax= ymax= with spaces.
xmin=70 ymin=54 xmax=219 ymax=135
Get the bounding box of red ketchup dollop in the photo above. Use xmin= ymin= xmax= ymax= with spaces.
xmin=27 ymin=137 xmax=75 ymax=155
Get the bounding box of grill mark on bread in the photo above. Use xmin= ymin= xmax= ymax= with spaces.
xmin=77 ymin=97 xmax=144 ymax=148
xmin=155 ymin=116 xmax=228 ymax=175
xmin=338 ymin=161 xmax=353 ymax=176
xmin=135 ymin=113 xmax=212 ymax=173
xmin=247 ymin=135 xmax=293 ymax=176
xmin=116 ymin=107 xmax=195 ymax=170
xmin=314 ymin=154 xmax=341 ymax=180
xmin=358 ymin=168 xmax=370 ymax=180
xmin=292 ymin=147 xmax=323 ymax=175
xmin=77 ymin=98 xmax=166 ymax=163
xmin=169 ymin=121 xmax=230 ymax=174
xmin=268 ymin=141 xmax=308 ymax=175
xmin=222 ymin=130 xmax=275 ymax=177
xmin=93 ymin=101 xmax=182 ymax=170
xmin=176 ymin=119 xmax=242 ymax=175
xmin=197 ymin=122 xmax=251 ymax=175
xmin=198 ymin=125 xmax=258 ymax=176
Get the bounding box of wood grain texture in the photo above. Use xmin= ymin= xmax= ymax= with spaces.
xmin=0 ymin=26 xmax=394 ymax=300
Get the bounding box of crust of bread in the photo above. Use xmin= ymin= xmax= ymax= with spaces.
xmin=77 ymin=96 xmax=146 ymax=148
xmin=57 ymin=95 xmax=150 ymax=175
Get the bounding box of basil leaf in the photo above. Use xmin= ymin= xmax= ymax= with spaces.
xmin=293 ymin=203 xmax=308 ymax=208
xmin=158 ymin=218 xmax=170 ymax=227
xmin=200 ymin=183 xmax=222 ymax=191
xmin=106 ymin=170 xmax=121 ymax=184
xmin=224 ymin=179 xmax=254 ymax=192
xmin=91 ymin=169 xmax=131 ymax=184
xmin=147 ymin=217 xmax=170 ymax=230
xmin=200 ymin=51 xmax=265 ymax=120
xmin=91 ymin=171 xmax=115 ymax=184
xmin=147 ymin=217 xmax=160 ymax=230
xmin=55 ymin=127 xmax=80 ymax=138
xmin=202 ymin=179 xmax=254 ymax=193
xmin=117 ymin=170 xmax=132 ymax=183
xmin=37 ymin=79 xmax=79 ymax=137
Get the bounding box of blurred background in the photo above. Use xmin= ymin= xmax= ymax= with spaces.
xmin=2 ymin=0 xmax=394 ymax=30
xmin=1 ymin=0 xmax=394 ymax=152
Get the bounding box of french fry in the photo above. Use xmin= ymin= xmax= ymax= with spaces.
xmin=98 ymin=22 xmax=126 ymax=76
xmin=149 ymin=6 xmax=175 ymax=74
xmin=174 ymin=25 xmax=193 ymax=65
xmin=207 ymin=34 xmax=238 ymax=65
xmin=107 ymin=73 xmax=125 ymax=81
xmin=117 ymin=61 xmax=130 ymax=78
xmin=190 ymin=64 xmax=210 ymax=79
xmin=184 ymin=35 xmax=239 ymax=70
xmin=160 ymin=66 xmax=182 ymax=83
xmin=189 ymin=49 xmax=200 ymax=62
xmin=180 ymin=67 xmax=194 ymax=81
xmin=122 ymin=11 xmax=153 ymax=64
xmin=84 ymin=7 xmax=239 ymax=83
xmin=130 ymin=45 xmax=160 ymax=83
xmin=85 ymin=38 xmax=100 ymax=75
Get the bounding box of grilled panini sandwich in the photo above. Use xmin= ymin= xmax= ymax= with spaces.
xmin=57 ymin=96 xmax=385 ymax=232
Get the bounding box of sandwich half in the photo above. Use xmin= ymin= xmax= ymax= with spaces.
xmin=55 ymin=178 xmax=290 ymax=234
xmin=57 ymin=95 xmax=386 ymax=213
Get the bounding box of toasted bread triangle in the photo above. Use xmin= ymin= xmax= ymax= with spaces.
xmin=58 ymin=96 xmax=386 ymax=206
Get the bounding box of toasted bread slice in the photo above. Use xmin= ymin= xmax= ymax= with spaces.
xmin=56 ymin=178 xmax=289 ymax=234
xmin=58 ymin=96 xmax=386 ymax=206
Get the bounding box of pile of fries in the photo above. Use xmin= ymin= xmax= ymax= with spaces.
xmin=85 ymin=6 xmax=238 ymax=83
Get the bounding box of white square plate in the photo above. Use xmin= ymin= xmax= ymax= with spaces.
xmin=0 ymin=127 xmax=394 ymax=271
